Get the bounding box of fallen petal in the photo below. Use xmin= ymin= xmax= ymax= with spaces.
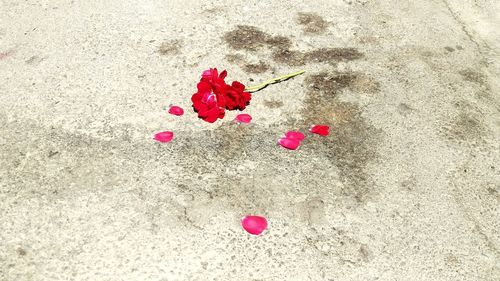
xmin=278 ymin=137 xmax=301 ymax=150
xmin=235 ymin=113 xmax=252 ymax=123
xmin=168 ymin=105 xmax=184 ymax=116
xmin=154 ymin=131 xmax=174 ymax=143
xmin=285 ymin=131 xmax=305 ymax=141
xmin=241 ymin=215 xmax=268 ymax=235
xmin=309 ymin=125 xmax=330 ymax=136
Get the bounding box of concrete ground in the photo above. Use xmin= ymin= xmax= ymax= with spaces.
xmin=1 ymin=0 xmax=499 ymax=280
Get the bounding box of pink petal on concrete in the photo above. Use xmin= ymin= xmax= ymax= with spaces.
xmin=153 ymin=131 xmax=174 ymax=143
xmin=235 ymin=113 xmax=252 ymax=123
xmin=278 ymin=137 xmax=301 ymax=150
xmin=285 ymin=131 xmax=305 ymax=141
xmin=168 ymin=106 xmax=184 ymax=116
xmin=241 ymin=215 xmax=268 ymax=235
xmin=309 ymin=125 xmax=330 ymax=136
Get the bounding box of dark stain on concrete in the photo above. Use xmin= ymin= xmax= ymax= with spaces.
xmin=223 ymin=25 xmax=291 ymax=51
xmin=486 ymin=187 xmax=497 ymax=195
xmin=158 ymin=40 xmax=182 ymax=55
xmin=264 ymin=35 xmax=293 ymax=50
xmin=444 ymin=46 xmax=455 ymax=52
xmin=358 ymin=244 xmax=372 ymax=262
xmin=16 ymin=247 xmax=27 ymax=256
xmin=272 ymin=47 xmax=363 ymax=66
xmin=223 ymin=26 xmax=362 ymax=67
xmin=226 ymin=54 xmax=270 ymax=74
xmin=442 ymin=112 xmax=486 ymax=144
xmin=242 ymin=61 xmax=270 ymax=74
xmin=296 ymin=72 xmax=380 ymax=203
xmin=297 ymin=12 xmax=329 ymax=34
xmin=351 ymin=74 xmax=380 ymax=94
xmin=397 ymin=103 xmax=415 ymax=116
xmin=263 ymin=100 xmax=284 ymax=109
xmin=459 ymin=68 xmax=486 ymax=84
xmin=25 ymin=55 xmax=44 ymax=65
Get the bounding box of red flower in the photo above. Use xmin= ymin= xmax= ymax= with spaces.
xmin=201 ymin=68 xmax=227 ymax=93
xmin=191 ymin=81 xmax=226 ymax=123
xmin=222 ymin=81 xmax=252 ymax=111
xmin=192 ymin=68 xmax=252 ymax=122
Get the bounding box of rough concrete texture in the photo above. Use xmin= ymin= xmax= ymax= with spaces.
xmin=1 ymin=0 xmax=499 ymax=280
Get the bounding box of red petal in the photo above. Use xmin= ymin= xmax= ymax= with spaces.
xmin=278 ymin=137 xmax=301 ymax=150
xmin=285 ymin=131 xmax=305 ymax=141
xmin=231 ymin=81 xmax=245 ymax=91
xmin=235 ymin=114 xmax=252 ymax=123
xmin=154 ymin=131 xmax=174 ymax=143
xmin=241 ymin=215 xmax=268 ymax=235
xmin=202 ymin=69 xmax=212 ymax=77
xmin=219 ymin=70 xmax=228 ymax=80
xmin=168 ymin=106 xmax=184 ymax=116
xmin=309 ymin=125 xmax=330 ymax=136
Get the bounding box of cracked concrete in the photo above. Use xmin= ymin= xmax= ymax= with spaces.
xmin=1 ymin=0 xmax=499 ymax=280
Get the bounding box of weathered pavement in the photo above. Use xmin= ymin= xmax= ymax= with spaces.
xmin=1 ymin=0 xmax=499 ymax=280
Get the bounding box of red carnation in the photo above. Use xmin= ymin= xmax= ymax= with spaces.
xmin=201 ymin=68 xmax=227 ymax=94
xmin=222 ymin=81 xmax=252 ymax=111
xmin=191 ymin=80 xmax=226 ymax=123
xmin=192 ymin=68 xmax=252 ymax=122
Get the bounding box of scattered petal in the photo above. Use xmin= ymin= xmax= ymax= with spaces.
xmin=278 ymin=137 xmax=301 ymax=150
xmin=309 ymin=125 xmax=330 ymax=136
xmin=285 ymin=131 xmax=305 ymax=141
xmin=168 ymin=105 xmax=184 ymax=116
xmin=154 ymin=131 xmax=174 ymax=143
xmin=235 ymin=113 xmax=252 ymax=123
xmin=241 ymin=215 xmax=268 ymax=235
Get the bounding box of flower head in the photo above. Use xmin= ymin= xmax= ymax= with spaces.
xmin=192 ymin=68 xmax=252 ymax=123
xmin=222 ymin=81 xmax=252 ymax=111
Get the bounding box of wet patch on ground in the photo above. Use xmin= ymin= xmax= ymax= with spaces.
xmin=441 ymin=111 xmax=487 ymax=145
xmin=459 ymin=68 xmax=486 ymax=85
xmin=225 ymin=54 xmax=271 ymax=74
xmin=223 ymin=25 xmax=292 ymax=52
xmin=223 ymin=26 xmax=362 ymax=67
xmin=25 ymin=55 xmax=44 ymax=65
xmin=222 ymin=26 xmax=376 ymax=204
xmin=296 ymin=72 xmax=380 ymax=203
xmin=444 ymin=46 xmax=455 ymax=52
xmin=263 ymin=100 xmax=284 ymax=109
xmin=158 ymin=40 xmax=182 ymax=55
xmin=272 ymin=47 xmax=363 ymax=66
xmin=296 ymin=12 xmax=329 ymax=34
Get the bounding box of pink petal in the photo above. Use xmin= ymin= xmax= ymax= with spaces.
xmin=309 ymin=125 xmax=330 ymax=136
xmin=241 ymin=215 xmax=268 ymax=235
xmin=168 ymin=106 xmax=184 ymax=116
xmin=235 ymin=114 xmax=252 ymax=123
xmin=202 ymin=69 xmax=212 ymax=77
xmin=278 ymin=137 xmax=301 ymax=150
xmin=285 ymin=131 xmax=305 ymax=141
xmin=153 ymin=131 xmax=174 ymax=143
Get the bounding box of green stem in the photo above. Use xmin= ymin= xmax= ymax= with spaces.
xmin=246 ymin=70 xmax=305 ymax=93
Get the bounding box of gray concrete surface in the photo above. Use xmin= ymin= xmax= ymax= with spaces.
xmin=1 ymin=0 xmax=499 ymax=280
